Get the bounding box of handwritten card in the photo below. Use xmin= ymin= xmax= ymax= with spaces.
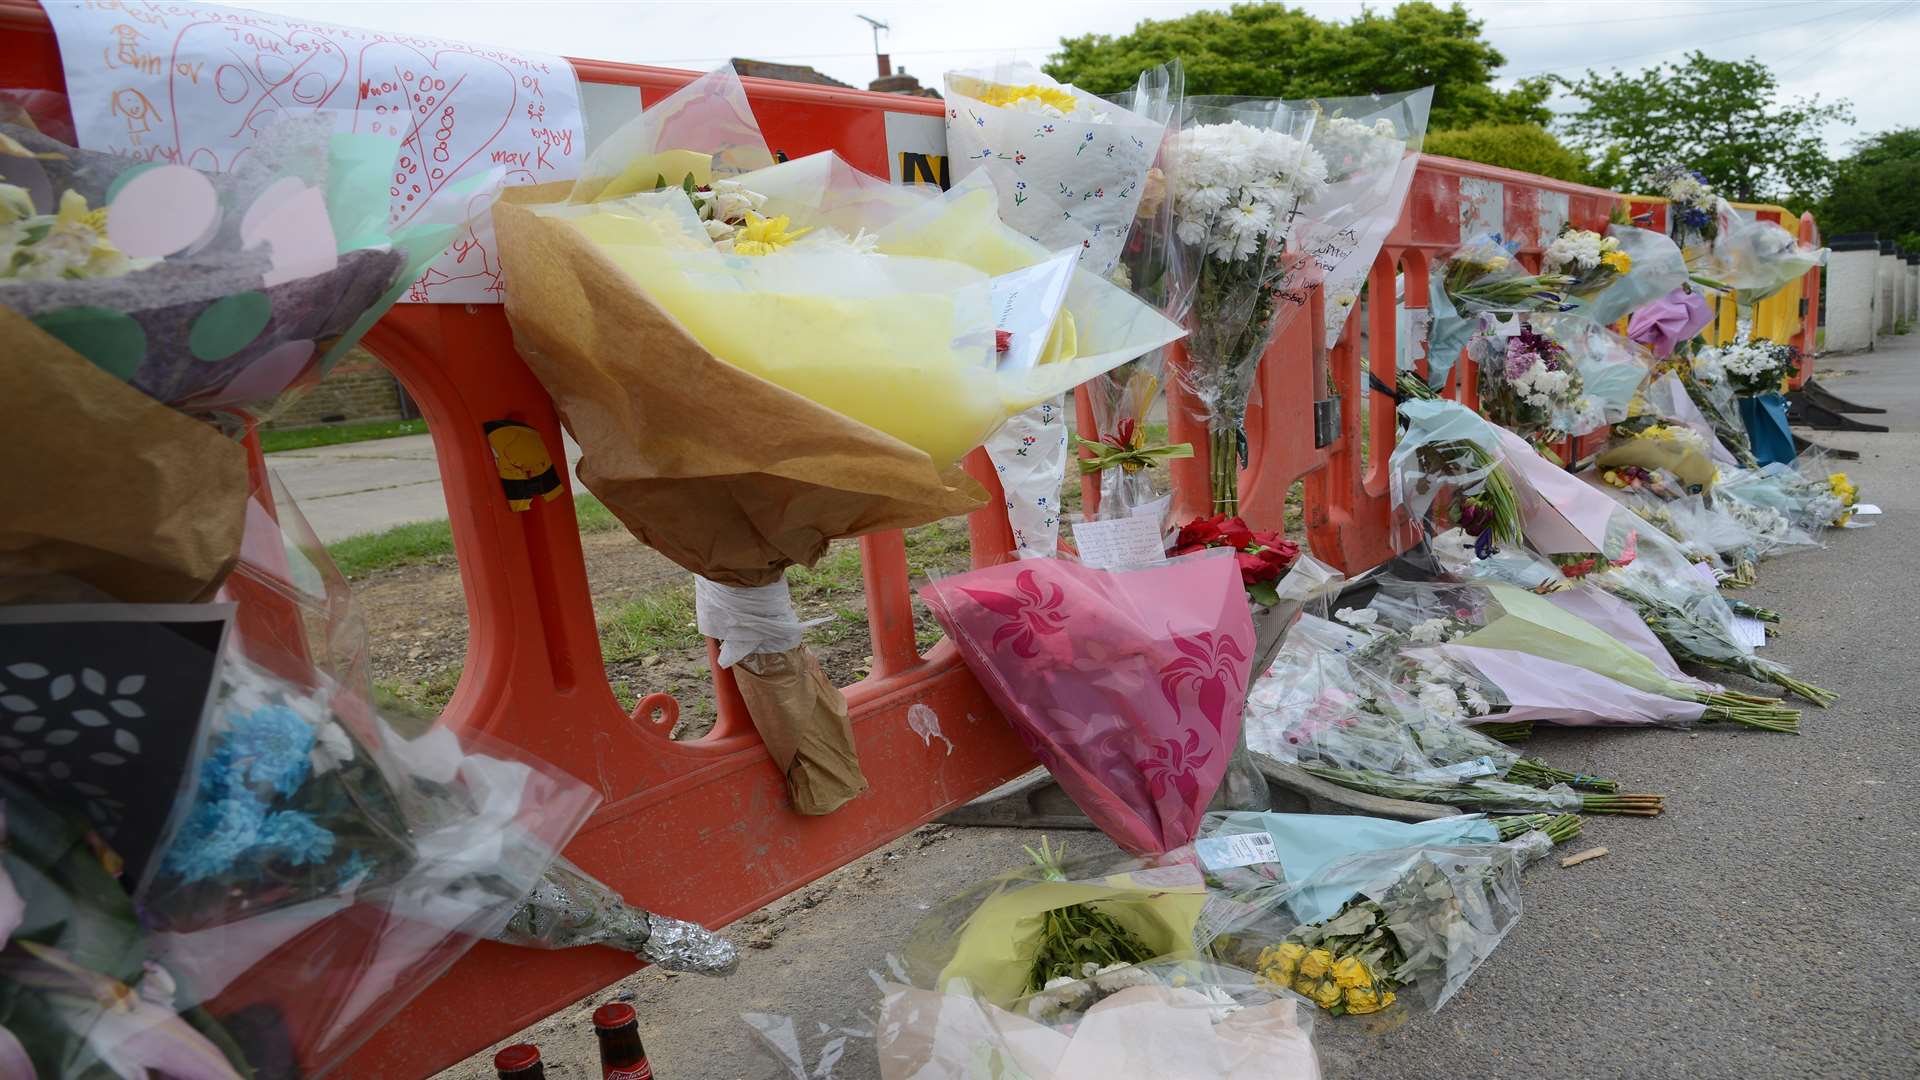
xmin=1072 ymin=514 xmax=1167 ymax=570
xmin=1732 ymin=615 xmax=1769 ymax=649
xmin=43 ymin=0 xmax=585 ymax=304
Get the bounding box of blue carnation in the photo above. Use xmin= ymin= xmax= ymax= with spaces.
xmin=258 ymin=810 xmax=336 ymax=868
xmin=161 ymin=788 xmax=269 ymax=883
xmin=226 ymin=705 xmax=316 ymax=797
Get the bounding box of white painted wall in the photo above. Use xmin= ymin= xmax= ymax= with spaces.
xmin=1879 ymin=254 xmax=1901 ymax=332
xmin=1825 ymin=250 xmax=1880 ymax=353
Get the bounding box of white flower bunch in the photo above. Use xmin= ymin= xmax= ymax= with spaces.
xmin=1700 ymin=333 xmax=1792 ymax=395
xmin=1542 ymin=229 xmax=1619 ymax=273
xmin=1411 ymin=658 xmax=1491 ymax=721
xmin=1314 ymin=115 xmax=1403 ymax=180
xmin=1510 ymin=361 xmax=1575 ymax=410
xmin=1334 ymin=607 xmax=1380 ymax=629
xmin=688 ymin=180 xmax=766 ymax=243
xmin=1407 ymin=617 xmax=1453 ymax=645
xmin=1165 ymin=121 xmax=1330 ymax=262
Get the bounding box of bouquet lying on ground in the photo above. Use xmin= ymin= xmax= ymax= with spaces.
xmin=945 ymin=61 xmax=1179 ymax=552
xmin=497 ymin=66 xmax=1182 ymax=814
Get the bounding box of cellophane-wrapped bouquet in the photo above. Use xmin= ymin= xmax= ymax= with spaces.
xmin=1565 ymin=224 xmax=1690 ymax=326
xmin=1641 ymin=163 xmax=1719 ymax=250
xmin=944 ymin=62 xmax=1179 ymax=552
xmin=1165 ymin=99 xmax=1329 ymax=514
xmin=1469 ymin=311 xmax=1650 ymax=447
xmin=1423 ymin=234 xmax=1574 ymax=389
xmin=919 ymin=552 xmax=1255 ymax=857
xmin=1540 ymin=225 xmax=1632 ymax=301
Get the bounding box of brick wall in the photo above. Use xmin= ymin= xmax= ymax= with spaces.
xmin=266 ymin=346 xmax=404 ymax=427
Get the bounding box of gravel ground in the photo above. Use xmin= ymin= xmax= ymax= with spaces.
xmin=439 ymin=340 xmax=1920 ymax=1080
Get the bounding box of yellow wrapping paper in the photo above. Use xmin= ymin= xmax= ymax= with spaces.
xmin=937 ymin=871 xmax=1208 ymax=1009
xmin=1594 ymin=438 xmax=1718 ymax=492
xmin=493 ymin=183 xmax=985 ymax=587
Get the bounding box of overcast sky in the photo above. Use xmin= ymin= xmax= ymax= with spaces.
xmin=208 ymin=0 xmax=1915 ymax=155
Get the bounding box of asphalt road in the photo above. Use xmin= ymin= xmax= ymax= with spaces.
xmin=438 ymin=339 xmax=1920 ymax=1080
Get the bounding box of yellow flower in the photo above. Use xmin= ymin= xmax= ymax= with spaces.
xmin=731 ymin=212 xmax=812 ymax=256
xmin=55 ymin=188 xmax=109 ymax=234
xmin=1483 ymin=255 xmax=1509 ymax=272
xmin=978 ymin=82 xmax=1078 ymax=113
xmin=0 ymin=182 xmax=32 ymax=224
xmin=1258 ymin=942 xmax=1307 ymax=985
xmin=1331 ymin=956 xmax=1372 ymax=990
xmin=1601 ymin=249 xmax=1632 ymax=273
xmin=1309 ymin=979 xmax=1344 ymax=1010
xmin=1344 ymin=986 xmax=1395 ymax=1015
xmin=1298 ymin=948 xmax=1333 ymax=980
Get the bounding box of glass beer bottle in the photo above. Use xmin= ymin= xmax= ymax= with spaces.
xmin=494 ymin=1044 xmax=547 ymax=1080
xmin=592 ymin=1002 xmax=654 ymax=1080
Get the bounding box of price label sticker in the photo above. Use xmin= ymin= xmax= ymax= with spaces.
xmin=1194 ymin=832 xmax=1280 ymax=871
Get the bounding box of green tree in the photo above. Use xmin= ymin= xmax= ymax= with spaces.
xmin=1816 ymin=129 xmax=1920 ymax=250
xmin=1045 ymin=2 xmax=1552 ymax=131
xmin=1553 ymin=52 xmax=1850 ymax=202
xmin=1423 ymin=123 xmax=1592 ymax=184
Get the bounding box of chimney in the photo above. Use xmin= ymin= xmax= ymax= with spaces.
xmin=876 ymin=52 xmax=892 ymax=78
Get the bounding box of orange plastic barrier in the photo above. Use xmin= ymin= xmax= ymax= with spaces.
xmin=1 ymin=4 xmax=1824 ymax=1072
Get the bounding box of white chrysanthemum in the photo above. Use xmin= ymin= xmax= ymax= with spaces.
xmin=1418 ymin=683 xmax=1466 ymax=722
xmin=1164 ymin=121 xmax=1331 ymax=264
xmin=1543 ymin=229 xmax=1606 ymax=272
xmin=1462 ymin=687 xmax=1491 ymax=716
xmin=1409 ymin=617 xmax=1451 ymax=644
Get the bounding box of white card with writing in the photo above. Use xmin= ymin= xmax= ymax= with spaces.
xmin=1194 ymin=832 xmax=1280 ymax=872
xmin=43 ymin=0 xmax=584 ymax=303
xmin=1732 ymin=615 xmax=1769 ymax=649
xmin=1072 ymin=514 xmax=1167 ymax=570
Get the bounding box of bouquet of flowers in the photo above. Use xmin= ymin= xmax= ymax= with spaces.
xmin=1423 ymin=234 xmax=1574 ymax=388
xmin=920 ymin=551 xmax=1255 ymax=856
xmin=1 ymin=117 xmax=473 ymax=412
xmin=1249 ymin=834 xmax=1553 ymax=1014
xmin=1642 ymin=163 xmax=1719 ymax=250
xmin=1704 ymin=333 xmax=1797 ymax=397
xmin=1166 ymin=101 xmax=1330 ymax=513
xmin=946 ymin=61 xmax=1179 ymax=553
xmin=1540 ymin=226 xmax=1632 ymax=300
xmin=1822 ymin=471 xmax=1861 ymax=527
xmin=1388 ymin=393 xmax=1525 ymax=557
xmin=1568 ymin=224 xmax=1691 ymax=326
xmin=1469 ymin=320 xmax=1602 ymax=443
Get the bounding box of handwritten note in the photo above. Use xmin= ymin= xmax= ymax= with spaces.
xmin=1732 ymin=615 xmax=1769 ymax=649
xmin=43 ymin=0 xmax=584 ymax=303
xmin=1072 ymin=514 xmax=1167 ymax=570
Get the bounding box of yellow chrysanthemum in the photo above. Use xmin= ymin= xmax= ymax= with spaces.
xmin=978 ymin=83 xmax=1077 ymax=113
xmin=55 ymin=189 xmax=109 ymax=234
xmin=1298 ymin=948 xmax=1333 ymax=980
xmin=0 ymin=183 xmax=32 ymax=224
xmin=1601 ymin=249 xmax=1632 ymax=273
xmin=731 ymin=212 xmax=812 ymax=256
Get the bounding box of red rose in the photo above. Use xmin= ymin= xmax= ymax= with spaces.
xmin=1217 ymin=516 xmax=1256 ymax=551
xmin=1174 ymin=514 xmax=1228 ymax=549
xmin=1236 ymin=549 xmax=1287 ymax=584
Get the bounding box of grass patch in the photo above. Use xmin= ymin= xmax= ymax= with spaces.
xmin=261 ymin=418 xmax=427 ymax=453
xmin=374 ymin=667 xmax=463 ymax=733
xmin=599 ymin=585 xmax=701 ymax=660
xmin=326 ymin=493 xmax=619 ymax=578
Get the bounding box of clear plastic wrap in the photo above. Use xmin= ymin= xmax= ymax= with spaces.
xmin=1424 ymin=234 xmax=1574 ymax=388
xmin=491 ymin=856 xmax=738 ymax=976
xmin=1238 ymin=835 xmax=1549 ymax=1013
xmin=1167 ymin=96 xmax=1328 ymax=512
xmin=1283 ymin=90 xmax=1432 ymax=350
xmin=1572 ymin=224 xmax=1690 ymax=327
xmin=2 ymin=117 xmax=478 ymax=415
xmin=1244 ymin=614 xmax=1518 ymax=780
xmin=919 ymin=552 xmax=1255 ymax=856
xmin=946 ymin=61 xmax=1179 ymax=552
xmin=1539 ymin=226 xmax=1632 ymax=304
xmin=1693 ymin=198 xmax=1828 ymax=305
xmin=812 ymin=958 xmax=1322 ymax=1079
xmin=1466 ymin=311 xmax=1649 ymax=442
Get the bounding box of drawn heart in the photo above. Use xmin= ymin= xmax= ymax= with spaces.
xmin=169 ymin=21 xmax=348 ymax=170
xmin=350 ymin=42 xmax=518 ymax=231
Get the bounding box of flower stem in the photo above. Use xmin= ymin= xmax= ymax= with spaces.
xmin=1211 ymin=426 xmax=1240 ymax=516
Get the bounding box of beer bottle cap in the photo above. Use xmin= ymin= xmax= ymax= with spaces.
xmin=592 ymin=1002 xmax=638 ymax=1030
xmin=494 ymin=1044 xmax=542 ymax=1072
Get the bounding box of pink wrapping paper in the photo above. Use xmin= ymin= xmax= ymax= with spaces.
xmin=1627 ymin=288 xmax=1715 ymax=359
xmin=921 ymin=553 xmax=1255 ymax=855
xmin=1412 ymin=643 xmax=1707 ymax=728
xmin=1491 ymin=426 xmax=1617 ymax=554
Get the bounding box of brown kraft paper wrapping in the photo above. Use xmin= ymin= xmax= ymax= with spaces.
xmin=1 ymin=310 xmax=248 ymax=603
xmin=490 ymin=184 xmax=985 ymax=588
xmin=734 ymin=646 xmax=869 ymax=815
